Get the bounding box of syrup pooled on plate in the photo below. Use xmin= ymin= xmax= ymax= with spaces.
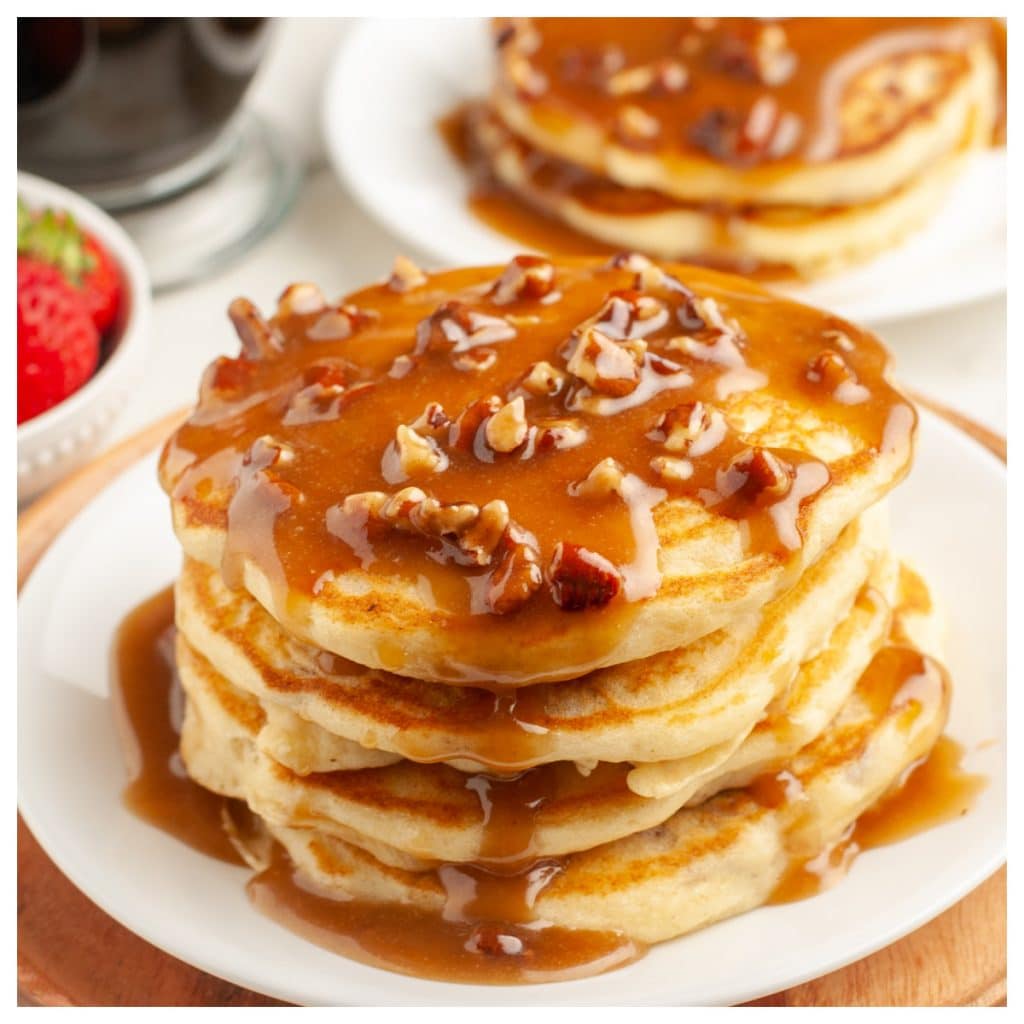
xmin=111 ymin=588 xmax=641 ymax=984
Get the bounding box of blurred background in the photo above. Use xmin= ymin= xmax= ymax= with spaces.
xmin=16 ymin=17 xmax=1006 ymax=503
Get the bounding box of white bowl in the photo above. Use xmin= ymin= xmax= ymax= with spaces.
xmin=17 ymin=171 xmax=151 ymax=504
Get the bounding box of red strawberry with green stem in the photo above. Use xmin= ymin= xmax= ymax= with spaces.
xmin=17 ymin=198 xmax=123 ymax=333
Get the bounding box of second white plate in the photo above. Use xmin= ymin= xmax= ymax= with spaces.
xmin=323 ymin=18 xmax=1006 ymax=326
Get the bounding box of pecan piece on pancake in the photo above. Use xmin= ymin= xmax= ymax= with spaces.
xmin=415 ymin=302 xmax=516 ymax=357
xmin=614 ymin=105 xmax=661 ymax=147
xmin=228 ymin=298 xmax=283 ymax=359
xmin=806 ymin=349 xmax=870 ymax=405
xmin=519 ymin=359 xmax=568 ymax=398
xmin=489 ymin=255 xmax=555 ymax=304
xmin=566 ymin=325 xmax=645 ymax=397
xmin=533 ymin=419 xmax=589 ymax=454
xmin=569 ymin=457 xmax=625 ymax=499
xmin=505 ymin=51 xmax=548 ymax=99
xmin=277 ymin=282 xmax=327 ymax=317
xmin=409 ymin=401 xmax=451 ymax=437
xmin=606 ymin=58 xmax=688 ymax=97
xmin=487 ymin=524 xmax=544 ymax=615
xmin=387 ymin=255 xmax=428 ymax=293
xmin=484 ymin=396 xmax=530 ymax=454
xmin=650 ymin=455 xmax=694 ymax=483
xmin=720 ymin=447 xmax=794 ymax=504
xmin=381 ymin=424 xmax=449 ymax=484
xmin=648 ymin=400 xmax=727 ymax=456
xmin=547 ymin=542 xmax=622 ymax=611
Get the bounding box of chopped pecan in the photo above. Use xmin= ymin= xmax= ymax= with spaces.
xmin=520 ymin=360 xmax=568 ymax=397
xmin=608 ymin=252 xmax=653 ymax=273
xmin=806 ymin=349 xmax=870 ymax=405
xmin=506 ymin=51 xmax=548 ymax=98
xmin=650 ymin=455 xmax=694 ymax=483
xmin=484 ymin=396 xmax=529 ymax=454
xmin=822 ymin=326 xmax=855 ymax=352
xmin=448 ymin=396 xmax=502 ymax=452
xmin=228 ymin=298 xmax=282 ymax=359
xmin=754 ymin=24 xmax=797 ymax=86
xmin=592 ymin=290 xmax=668 ymax=339
xmin=566 ymin=326 xmax=645 ymax=397
xmin=490 ymin=255 xmax=555 ymax=304
xmin=387 ymin=255 xmax=428 ymax=292
xmin=410 ymin=401 xmax=451 ymax=437
xmin=533 ymin=419 xmax=588 ymax=453
xmin=302 ymin=361 xmax=348 ymax=390
xmin=720 ymin=448 xmax=794 ymax=503
xmin=382 ymin=424 xmax=449 ymax=484
xmin=712 ymin=24 xmax=795 ymax=86
xmin=560 ymin=44 xmax=625 ymax=87
xmin=615 ymin=105 xmax=661 ymax=146
xmin=201 ymin=356 xmax=257 ymax=399
xmin=306 ymin=305 xmax=371 ymax=342
xmin=806 ymin=350 xmax=853 ymax=391
xmin=547 ymin=542 xmax=622 ymax=611
xmin=649 ymin=401 xmax=727 ymax=456
xmin=389 ymin=354 xmax=416 ymax=379
xmin=284 ymin=365 xmax=372 ymax=426
xmin=415 ymin=302 xmax=515 ymax=356
xmin=452 ymin=347 xmax=498 ymax=373
xmin=606 ymin=58 xmax=687 ymax=97
xmin=277 ymin=282 xmax=327 ymax=317
xmin=459 ymin=499 xmax=511 ymax=565
xmin=487 ymin=524 xmax=544 ymax=614
xmin=569 ymin=457 xmax=625 ymax=498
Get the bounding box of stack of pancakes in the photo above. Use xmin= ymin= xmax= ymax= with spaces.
xmin=463 ymin=17 xmax=1001 ymax=277
xmin=161 ymin=254 xmax=951 ymax=978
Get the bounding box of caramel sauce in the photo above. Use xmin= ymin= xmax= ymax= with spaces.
xmin=770 ymin=737 xmax=985 ymax=904
xmin=112 ymin=589 xmax=640 ymax=984
xmin=159 ymin=257 xmax=913 ymax=684
xmin=498 ymin=18 xmax=1002 ymax=168
xmin=440 ymin=106 xmax=793 ymax=280
xmin=248 ymin=845 xmax=642 ymax=985
xmin=754 ymin=642 xmax=985 ymax=904
xmin=111 ymin=585 xmax=243 ymax=865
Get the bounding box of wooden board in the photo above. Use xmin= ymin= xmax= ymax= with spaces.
xmin=17 ymin=402 xmax=1007 ymax=1007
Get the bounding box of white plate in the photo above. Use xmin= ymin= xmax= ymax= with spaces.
xmin=17 ymin=408 xmax=1006 ymax=1006
xmin=323 ymin=18 xmax=1006 ymax=326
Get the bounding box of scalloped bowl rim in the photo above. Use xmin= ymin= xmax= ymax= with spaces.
xmin=16 ymin=171 xmax=151 ymax=449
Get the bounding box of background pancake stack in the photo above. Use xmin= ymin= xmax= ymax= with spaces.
xmin=462 ymin=18 xmax=1002 ymax=278
xmin=160 ymin=254 xmax=954 ymax=981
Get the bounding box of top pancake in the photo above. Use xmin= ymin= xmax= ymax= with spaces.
xmin=491 ymin=17 xmax=1000 ymax=207
xmin=161 ymin=256 xmax=914 ymax=684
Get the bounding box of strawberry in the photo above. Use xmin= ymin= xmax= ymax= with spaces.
xmin=17 ymin=198 xmax=123 ymax=333
xmin=80 ymin=233 xmax=122 ymax=333
xmin=18 ymin=255 xmax=100 ymax=424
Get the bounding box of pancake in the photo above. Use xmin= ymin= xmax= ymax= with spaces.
xmin=470 ymin=92 xmax=993 ymax=276
xmin=160 ymin=257 xmax=915 ymax=685
xmin=177 ymin=550 xmax=925 ymax=865
xmin=175 ymin=506 xmax=888 ymax=774
xmin=491 ymin=18 xmax=1000 ymax=208
xmin=255 ymin=628 xmax=950 ymax=944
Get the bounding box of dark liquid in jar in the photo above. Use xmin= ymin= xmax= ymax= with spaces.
xmin=18 ymin=17 xmax=270 ymax=192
